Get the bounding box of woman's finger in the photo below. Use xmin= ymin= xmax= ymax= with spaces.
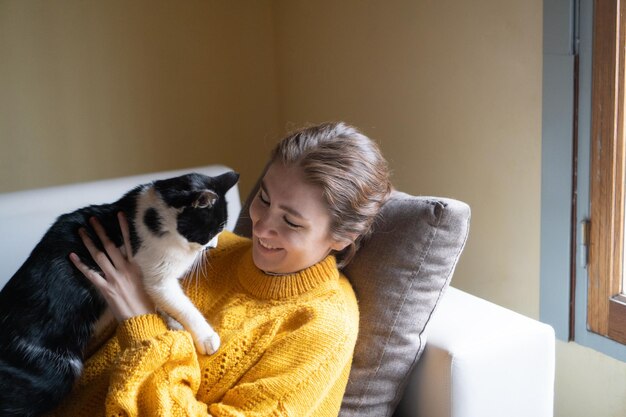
xmin=89 ymin=217 xmax=127 ymax=268
xmin=78 ymin=227 xmax=117 ymax=276
xmin=69 ymin=252 xmax=108 ymax=290
xmin=117 ymin=212 xmax=133 ymax=261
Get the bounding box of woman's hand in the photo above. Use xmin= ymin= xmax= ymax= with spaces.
xmin=69 ymin=212 xmax=155 ymax=322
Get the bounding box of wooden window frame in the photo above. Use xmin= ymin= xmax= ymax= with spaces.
xmin=588 ymin=0 xmax=626 ymax=343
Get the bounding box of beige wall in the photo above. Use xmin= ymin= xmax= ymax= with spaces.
xmin=274 ymin=0 xmax=543 ymax=317
xmin=0 ymin=0 xmax=280 ymax=195
xmin=3 ymin=1 xmax=626 ymax=416
xmin=273 ymin=1 xmax=626 ymax=416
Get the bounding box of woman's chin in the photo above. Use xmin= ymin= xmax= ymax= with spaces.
xmin=252 ymin=244 xmax=283 ymax=273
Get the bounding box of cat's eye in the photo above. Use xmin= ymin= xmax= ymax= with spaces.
xmin=193 ymin=191 xmax=218 ymax=209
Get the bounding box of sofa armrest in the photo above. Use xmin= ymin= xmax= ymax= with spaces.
xmin=396 ymin=287 xmax=555 ymax=417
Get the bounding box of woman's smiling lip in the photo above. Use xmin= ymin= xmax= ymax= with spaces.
xmin=257 ymin=237 xmax=283 ymax=251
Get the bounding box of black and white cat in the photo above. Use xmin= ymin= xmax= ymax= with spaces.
xmin=0 ymin=170 xmax=239 ymax=417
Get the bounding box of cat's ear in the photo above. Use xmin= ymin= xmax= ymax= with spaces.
xmin=213 ymin=171 xmax=239 ymax=194
xmin=192 ymin=190 xmax=218 ymax=209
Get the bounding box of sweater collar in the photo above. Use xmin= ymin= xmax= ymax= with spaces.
xmin=238 ymin=248 xmax=339 ymax=300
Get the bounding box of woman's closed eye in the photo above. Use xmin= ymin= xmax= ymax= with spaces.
xmin=258 ymin=190 xmax=270 ymax=206
xmin=283 ymin=216 xmax=302 ymax=229
xmin=258 ymin=190 xmax=302 ymax=229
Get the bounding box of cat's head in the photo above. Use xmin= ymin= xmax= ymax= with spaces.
xmin=139 ymin=171 xmax=239 ymax=250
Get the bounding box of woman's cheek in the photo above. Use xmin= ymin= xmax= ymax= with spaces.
xmin=280 ymin=229 xmax=304 ymax=250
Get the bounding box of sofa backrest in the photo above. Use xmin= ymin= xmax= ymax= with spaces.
xmin=0 ymin=165 xmax=241 ymax=289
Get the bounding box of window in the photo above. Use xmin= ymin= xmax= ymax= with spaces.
xmin=541 ymin=0 xmax=626 ymax=360
xmin=587 ymin=0 xmax=626 ymax=344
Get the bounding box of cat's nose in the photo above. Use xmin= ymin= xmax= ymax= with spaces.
xmin=207 ymin=234 xmax=219 ymax=249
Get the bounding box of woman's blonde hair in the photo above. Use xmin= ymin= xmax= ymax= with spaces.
xmin=270 ymin=122 xmax=392 ymax=268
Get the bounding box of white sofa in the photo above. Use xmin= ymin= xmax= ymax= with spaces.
xmin=0 ymin=165 xmax=555 ymax=417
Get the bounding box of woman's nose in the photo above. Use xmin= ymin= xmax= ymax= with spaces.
xmin=253 ymin=212 xmax=277 ymax=237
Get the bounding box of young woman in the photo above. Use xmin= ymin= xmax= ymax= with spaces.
xmin=60 ymin=122 xmax=391 ymax=417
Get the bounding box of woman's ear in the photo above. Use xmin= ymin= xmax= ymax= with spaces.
xmin=330 ymin=233 xmax=358 ymax=252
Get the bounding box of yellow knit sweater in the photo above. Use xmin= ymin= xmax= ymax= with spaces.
xmin=48 ymin=231 xmax=359 ymax=417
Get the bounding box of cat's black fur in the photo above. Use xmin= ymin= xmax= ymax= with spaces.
xmin=0 ymin=171 xmax=239 ymax=417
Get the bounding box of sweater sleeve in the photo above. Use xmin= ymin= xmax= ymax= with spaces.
xmin=105 ymin=314 xmax=210 ymax=417
xmin=209 ymin=303 xmax=359 ymax=417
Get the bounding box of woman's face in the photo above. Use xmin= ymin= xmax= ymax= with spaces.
xmin=249 ymin=162 xmax=349 ymax=274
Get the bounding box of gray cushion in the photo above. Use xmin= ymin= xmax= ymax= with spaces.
xmin=234 ymin=188 xmax=470 ymax=417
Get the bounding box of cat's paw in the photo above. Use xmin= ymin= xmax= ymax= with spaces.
xmin=162 ymin=313 xmax=184 ymax=331
xmin=194 ymin=331 xmax=221 ymax=355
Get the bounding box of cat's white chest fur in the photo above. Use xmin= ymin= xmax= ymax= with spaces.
xmin=134 ymin=187 xmax=202 ymax=280
xmin=128 ymin=187 xmax=220 ymax=355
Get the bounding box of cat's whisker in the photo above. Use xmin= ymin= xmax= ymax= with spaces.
xmin=200 ymin=253 xmax=210 ymax=279
xmin=193 ymin=256 xmax=202 ymax=296
xmin=187 ymin=251 xmax=205 ymax=298
xmin=182 ymin=259 xmax=195 ymax=295
xmin=208 ymin=259 xmax=216 ymax=272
